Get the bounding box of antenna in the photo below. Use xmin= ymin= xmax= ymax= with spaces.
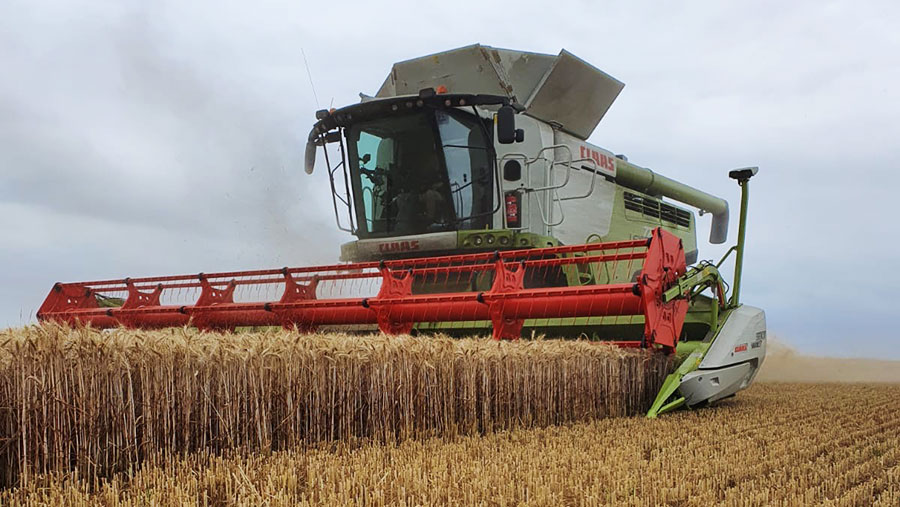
xmin=301 ymin=48 xmax=320 ymax=109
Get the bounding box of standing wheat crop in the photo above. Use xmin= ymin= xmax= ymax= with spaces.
xmin=0 ymin=324 xmax=672 ymax=487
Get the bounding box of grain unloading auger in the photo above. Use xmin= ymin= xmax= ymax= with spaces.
xmin=38 ymin=45 xmax=766 ymax=416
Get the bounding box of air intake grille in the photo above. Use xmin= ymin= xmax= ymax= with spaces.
xmin=624 ymin=192 xmax=691 ymax=228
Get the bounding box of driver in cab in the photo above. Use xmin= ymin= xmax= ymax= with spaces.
xmin=392 ymin=143 xmax=451 ymax=234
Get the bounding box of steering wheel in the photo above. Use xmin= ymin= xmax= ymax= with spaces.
xmin=360 ymin=167 xmax=386 ymax=186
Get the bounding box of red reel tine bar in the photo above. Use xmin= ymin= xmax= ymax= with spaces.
xmin=38 ymin=228 xmax=688 ymax=352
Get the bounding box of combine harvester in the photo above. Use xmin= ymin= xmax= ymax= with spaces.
xmin=38 ymin=45 xmax=765 ymax=417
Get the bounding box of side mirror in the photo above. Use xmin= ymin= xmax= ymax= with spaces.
xmin=304 ymin=140 xmax=317 ymax=175
xmin=497 ymin=105 xmax=517 ymax=144
xmin=304 ymin=131 xmax=342 ymax=175
xmin=497 ymin=105 xmax=526 ymax=144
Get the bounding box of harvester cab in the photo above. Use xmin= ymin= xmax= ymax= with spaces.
xmin=38 ymin=45 xmax=766 ymax=417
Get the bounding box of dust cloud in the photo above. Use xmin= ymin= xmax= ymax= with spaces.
xmin=757 ymin=338 xmax=900 ymax=383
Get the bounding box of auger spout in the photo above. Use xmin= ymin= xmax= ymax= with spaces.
xmin=615 ymin=159 xmax=730 ymax=244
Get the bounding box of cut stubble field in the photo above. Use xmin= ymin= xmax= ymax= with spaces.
xmin=5 ymin=384 xmax=898 ymax=506
xmin=1 ymin=326 xmax=898 ymax=505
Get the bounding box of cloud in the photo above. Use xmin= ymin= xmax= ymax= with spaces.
xmin=1 ymin=0 xmax=898 ymax=358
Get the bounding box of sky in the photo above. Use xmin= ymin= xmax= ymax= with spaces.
xmin=1 ymin=0 xmax=898 ymax=358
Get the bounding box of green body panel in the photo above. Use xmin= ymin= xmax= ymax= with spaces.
xmin=599 ymin=185 xmax=697 ymax=267
xmin=457 ymin=230 xmax=559 ymax=250
xmin=340 ymin=231 xmax=559 ymax=263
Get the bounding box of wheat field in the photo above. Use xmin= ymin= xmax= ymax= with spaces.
xmin=0 ymin=325 xmax=670 ymax=488
xmin=1 ymin=383 xmax=897 ymax=505
xmin=2 ymin=326 xmax=898 ymax=505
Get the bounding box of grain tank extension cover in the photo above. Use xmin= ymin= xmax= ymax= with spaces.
xmin=376 ymin=44 xmax=624 ymax=140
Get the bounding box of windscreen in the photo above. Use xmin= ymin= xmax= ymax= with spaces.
xmin=347 ymin=110 xmax=493 ymax=237
xmin=435 ymin=110 xmax=493 ymax=230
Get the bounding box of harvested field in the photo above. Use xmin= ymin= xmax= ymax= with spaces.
xmin=0 ymin=325 xmax=671 ymax=488
xmin=1 ymin=383 xmax=898 ymax=505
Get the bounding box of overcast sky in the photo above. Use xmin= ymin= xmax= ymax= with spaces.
xmin=2 ymin=0 xmax=898 ymax=358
